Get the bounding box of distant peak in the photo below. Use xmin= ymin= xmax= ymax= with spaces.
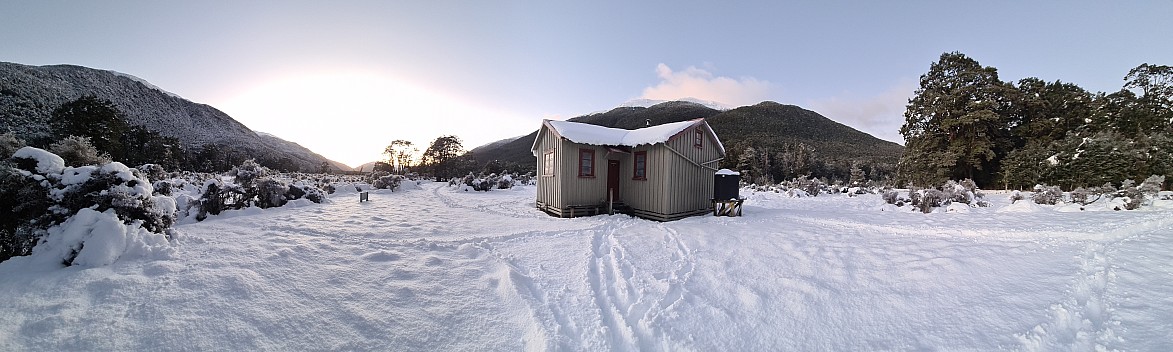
xmin=106 ymin=70 xmax=182 ymax=99
xmin=620 ymin=97 xmax=733 ymax=111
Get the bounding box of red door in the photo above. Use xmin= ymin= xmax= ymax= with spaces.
xmin=607 ymin=160 xmax=620 ymax=202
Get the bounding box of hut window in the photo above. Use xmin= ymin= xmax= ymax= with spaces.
xmin=578 ymin=148 xmax=595 ymax=177
xmin=694 ymin=128 xmax=704 ymax=149
xmin=633 ymin=151 xmax=647 ymax=180
xmin=543 ymin=151 xmax=555 ymax=176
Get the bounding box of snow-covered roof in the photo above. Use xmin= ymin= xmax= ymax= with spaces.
xmin=543 ymin=119 xmax=704 ymax=147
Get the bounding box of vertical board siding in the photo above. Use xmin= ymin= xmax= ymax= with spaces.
xmin=559 ymin=140 xmax=607 ymax=206
xmin=534 ymin=127 xmax=561 ymax=211
xmin=535 ymin=120 xmax=725 ymax=220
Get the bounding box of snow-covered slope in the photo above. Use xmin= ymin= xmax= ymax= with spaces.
xmin=1 ymin=184 xmax=1171 ymax=350
xmin=619 ymin=97 xmax=733 ymax=111
xmin=0 ymin=62 xmax=348 ymax=172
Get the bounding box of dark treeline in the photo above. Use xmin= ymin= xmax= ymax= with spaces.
xmin=18 ymin=95 xmax=321 ymax=173
xmin=899 ymin=52 xmax=1172 ymax=190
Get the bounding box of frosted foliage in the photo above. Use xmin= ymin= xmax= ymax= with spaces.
xmin=1139 ymin=175 xmax=1164 ymax=199
xmin=230 ymin=159 xmax=269 ymax=187
xmin=31 ymin=208 xmax=172 ymax=267
xmin=12 ymin=147 xmax=64 ymax=174
xmin=1032 ymin=185 xmax=1064 ymax=205
xmin=256 ymin=178 xmax=289 ymax=208
xmin=48 ymin=135 xmax=109 ymax=166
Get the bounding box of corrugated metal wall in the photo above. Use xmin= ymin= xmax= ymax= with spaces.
xmin=661 ymin=125 xmax=723 ymax=215
xmin=557 ymin=140 xmax=608 ymax=206
xmin=535 ymin=127 xmax=561 ymax=210
xmin=535 ymin=121 xmax=725 ymax=220
xmin=619 ymin=144 xmax=665 ymax=214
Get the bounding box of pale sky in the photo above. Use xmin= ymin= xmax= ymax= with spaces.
xmin=2 ymin=1 xmax=1170 ymax=167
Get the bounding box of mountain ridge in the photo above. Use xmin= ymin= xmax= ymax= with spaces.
xmin=466 ymin=100 xmax=904 ymax=180
xmin=0 ymin=62 xmax=349 ymax=172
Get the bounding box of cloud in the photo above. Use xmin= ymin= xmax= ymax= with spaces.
xmin=806 ymin=79 xmax=917 ymax=145
xmin=640 ymin=63 xmax=774 ymax=107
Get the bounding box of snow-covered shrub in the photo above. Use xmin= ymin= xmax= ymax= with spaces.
xmin=4 ymin=147 xmax=175 ymax=266
xmin=1009 ymin=190 xmax=1024 ymax=204
xmin=48 ymin=135 xmax=110 ymax=166
xmin=0 ymin=163 xmax=54 ymax=262
xmin=256 ymin=178 xmax=289 ymax=208
xmin=229 ymin=159 xmax=268 ymax=189
xmin=0 ymin=132 xmax=25 ymax=158
xmin=1139 ymin=175 xmax=1164 ymax=204
xmin=1069 ymin=187 xmax=1102 ymax=206
xmin=295 ymin=184 xmax=325 ymax=203
xmin=514 ymin=172 xmax=533 ymax=186
xmin=1031 ymin=184 xmax=1063 ymax=205
xmin=196 ymin=178 xmax=247 ymax=220
xmin=940 ymin=179 xmax=988 ymax=207
xmin=790 ymin=177 xmax=823 ymax=197
xmin=881 ymin=188 xmax=899 ymax=205
xmin=137 ymin=163 xmax=167 ymax=181
xmin=1116 ymin=180 xmax=1143 ymax=210
xmin=456 ymin=172 xmax=494 ymax=192
xmin=916 ymin=189 xmax=944 ymax=213
xmin=152 ymin=180 xmax=173 ymax=196
xmin=373 ymin=174 xmax=403 ymax=190
xmin=497 ymin=174 xmax=514 ymax=189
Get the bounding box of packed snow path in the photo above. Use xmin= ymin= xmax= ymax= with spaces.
xmin=2 ymin=183 xmax=1172 ymax=351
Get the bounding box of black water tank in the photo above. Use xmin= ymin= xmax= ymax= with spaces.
xmin=714 ymin=169 xmax=740 ymax=200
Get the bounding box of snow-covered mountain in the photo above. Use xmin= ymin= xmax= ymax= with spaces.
xmin=619 ymin=97 xmax=734 ymax=111
xmin=0 ymin=62 xmax=349 ymax=172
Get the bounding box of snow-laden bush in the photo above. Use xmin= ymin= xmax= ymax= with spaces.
xmin=52 ymin=162 xmax=176 ymax=234
xmin=455 ymin=172 xmax=514 ymax=192
xmin=1116 ymin=180 xmax=1143 ymax=210
xmin=1009 ymin=190 xmax=1025 ymax=204
xmin=940 ymin=179 xmax=989 ymax=207
xmin=1139 ymin=175 xmax=1164 ymax=205
xmin=230 ymin=159 xmax=268 ymax=189
xmin=0 ymin=132 xmax=26 ymax=159
xmin=196 ymin=178 xmax=247 ymax=220
xmin=497 ymin=174 xmax=514 ymax=189
xmin=3 ymin=147 xmax=175 ymax=266
xmin=137 ymin=163 xmax=167 ymax=181
xmin=152 ymin=180 xmax=174 ymax=196
xmin=881 ymin=188 xmax=901 ymax=205
xmin=373 ymin=174 xmax=403 ymax=190
xmin=1031 ymin=184 xmax=1064 ymax=205
xmin=48 ymin=135 xmax=110 ymax=166
xmin=0 ymin=163 xmax=53 ymax=262
xmin=256 ymin=178 xmax=289 ymax=208
xmin=1070 ymin=187 xmax=1102 ymax=206
xmin=916 ymin=189 xmax=945 ymax=213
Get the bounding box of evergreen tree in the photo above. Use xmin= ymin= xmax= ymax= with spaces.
xmin=420 ymin=135 xmax=464 ymax=181
xmin=50 ymin=96 xmax=129 ymax=159
xmin=899 ymin=52 xmax=1016 ymax=187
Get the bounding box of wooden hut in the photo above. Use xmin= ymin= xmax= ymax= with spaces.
xmin=531 ymin=118 xmax=726 ymax=221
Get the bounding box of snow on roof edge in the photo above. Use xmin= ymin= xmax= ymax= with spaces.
xmin=546 ymin=119 xmax=702 ymax=148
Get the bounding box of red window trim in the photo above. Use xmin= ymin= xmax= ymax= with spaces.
xmin=632 ymin=151 xmax=647 ymax=180
xmin=694 ymin=128 xmax=704 ymax=149
xmin=578 ymin=148 xmax=595 ymax=178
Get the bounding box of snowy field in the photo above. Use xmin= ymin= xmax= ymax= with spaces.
xmin=2 ymin=182 xmax=1172 ymax=351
